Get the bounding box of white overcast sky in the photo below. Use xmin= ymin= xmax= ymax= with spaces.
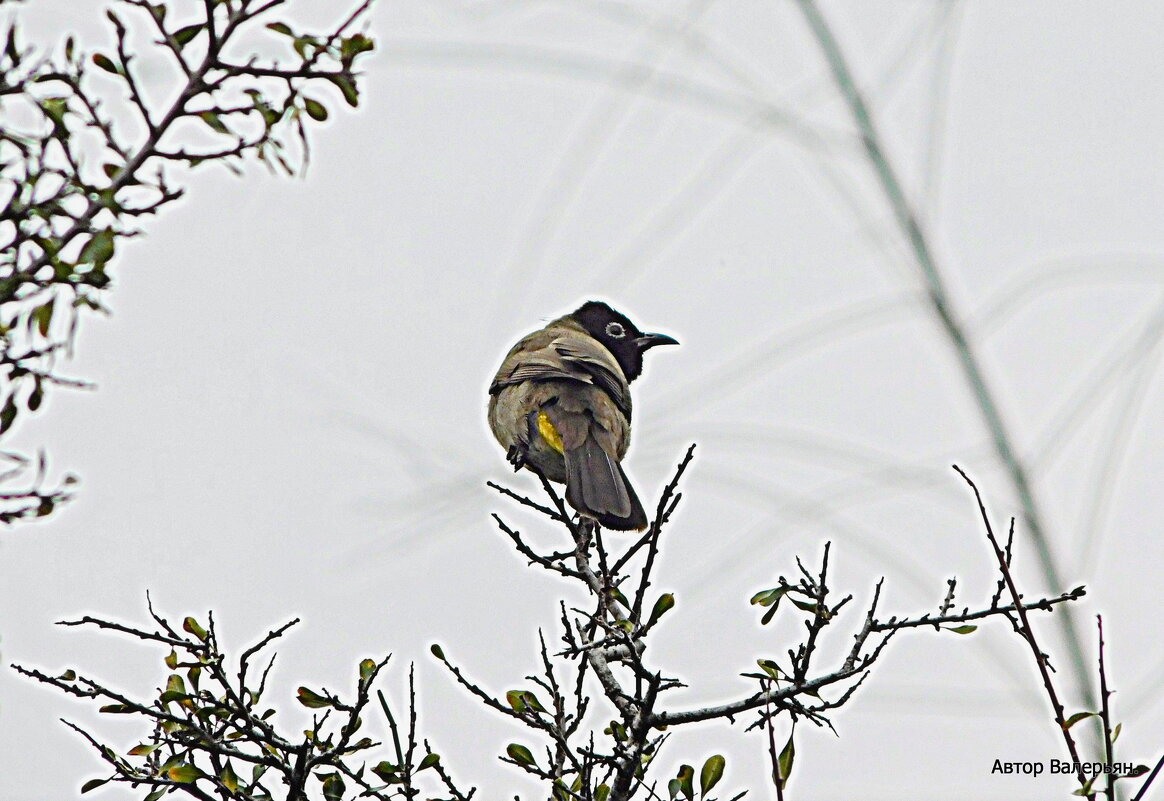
xmin=2 ymin=1 xmax=1163 ymax=800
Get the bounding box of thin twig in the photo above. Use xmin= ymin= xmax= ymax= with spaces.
xmin=953 ymin=465 xmax=1089 ymax=792
xmin=1097 ymin=616 xmax=1114 ymax=801
xmin=1131 ymin=753 xmax=1164 ymax=801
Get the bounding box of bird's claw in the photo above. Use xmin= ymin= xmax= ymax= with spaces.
xmin=506 ymin=445 xmax=527 ymax=472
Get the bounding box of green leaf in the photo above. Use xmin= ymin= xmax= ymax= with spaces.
xmin=676 ymin=765 xmax=694 ymax=801
xmin=164 ymin=649 xmax=178 ymax=669
xmin=303 ymin=98 xmax=329 ymax=121
xmin=296 ymin=687 xmax=331 ymax=708
xmin=128 ymin=743 xmax=159 ymax=756
xmin=750 ymin=587 xmax=783 ymax=606
xmin=199 ymin=111 xmax=230 ymax=135
xmin=220 ymin=761 xmax=239 ymax=792
xmin=1073 ymin=776 xmax=1096 ymax=796
xmin=183 ymin=616 xmax=207 ymax=640
xmin=1112 ymin=722 xmax=1122 ymax=743
xmin=78 ymin=228 xmax=115 ymax=267
xmin=0 ymin=396 xmax=17 ymax=434
xmin=506 ymin=743 xmax=537 ymax=767
xmin=168 ymin=763 xmax=202 ymax=783
xmin=160 ymin=673 xmax=187 ymax=703
xmin=789 ymin=597 xmax=818 ymax=614
xmin=172 ymin=24 xmax=203 ymax=46
xmin=506 ymin=690 xmax=546 ymax=714
xmin=595 ymin=784 xmax=611 ymax=801
xmin=99 ymin=704 xmax=132 ymax=713
xmin=757 ymin=659 xmax=783 ymax=680
xmin=505 ymin=690 xmax=527 ymax=713
xmin=91 ymin=53 xmax=119 ymax=74
xmin=326 ymin=73 xmax=360 ymax=107
xmin=58 ymin=669 xmax=77 ymax=681
xmin=647 ymin=593 xmax=675 ymax=626
xmin=165 ymin=673 xmax=186 ymax=695
xmin=34 ymin=301 xmax=53 ymax=336
xmin=144 ymin=789 xmax=167 ymax=801
xmin=266 ymin=22 xmax=295 ymax=37
xmin=359 ymin=658 xmax=376 ymax=683
xmin=40 ymin=96 xmax=68 ymax=128
xmin=699 ymin=755 xmax=725 ymax=796
xmin=430 ymin=643 xmax=445 ymax=661
xmin=1063 ymin=711 xmax=1097 ymax=730
xmin=777 ymin=732 xmax=795 ymax=788
xmin=418 ymin=752 xmax=440 ymax=771
xmin=292 ymin=35 xmax=318 ymax=59
xmin=81 ymin=778 xmax=109 ymax=794
xmin=522 ymin=691 xmax=547 ymax=713
xmin=339 ymin=32 xmax=375 ymax=65
xmin=751 ymin=587 xmax=792 ymax=624
xmin=371 ymin=762 xmax=400 ymax=782
xmin=944 ymin=625 xmax=978 ymax=635
xmin=249 ymin=95 xmax=278 ymax=127
xmin=322 ymin=773 xmax=345 ymax=801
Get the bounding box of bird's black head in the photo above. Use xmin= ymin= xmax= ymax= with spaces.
xmin=570 ymin=301 xmax=678 ymax=382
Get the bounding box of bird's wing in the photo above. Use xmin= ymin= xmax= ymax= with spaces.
xmin=489 ymin=329 xmax=630 ymax=417
xmin=550 ymin=337 xmax=630 ymax=417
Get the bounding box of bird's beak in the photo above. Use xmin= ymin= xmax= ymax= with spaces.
xmin=635 ymin=332 xmax=679 ymax=351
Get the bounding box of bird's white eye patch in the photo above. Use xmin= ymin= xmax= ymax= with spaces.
xmin=605 ymin=322 xmax=626 ymax=338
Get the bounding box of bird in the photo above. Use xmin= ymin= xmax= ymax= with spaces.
xmin=488 ymin=301 xmax=677 ymax=531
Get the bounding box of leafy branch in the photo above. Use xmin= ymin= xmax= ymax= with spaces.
xmin=14 ymin=596 xmax=470 ymax=801
xmin=430 ymin=449 xmax=1090 ymax=800
xmin=0 ymin=0 xmax=376 ymax=523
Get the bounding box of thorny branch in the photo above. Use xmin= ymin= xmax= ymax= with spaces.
xmin=954 ymin=466 xmax=1153 ymax=800
xmin=16 ymin=602 xmax=470 ymax=801
xmin=0 ymin=0 xmax=376 ymax=524
xmin=462 ymin=450 xmax=1092 ymax=800
xmin=953 ymin=464 xmax=1089 ymax=789
xmin=17 ymin=451 xmax=1147 ymax=800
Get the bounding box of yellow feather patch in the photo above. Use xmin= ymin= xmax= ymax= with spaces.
xmin=537 ymin=412 xmax=565 ymax=454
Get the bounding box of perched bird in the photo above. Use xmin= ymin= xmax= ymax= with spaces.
xmin=488 ymin=301 xmax=677 ymax=530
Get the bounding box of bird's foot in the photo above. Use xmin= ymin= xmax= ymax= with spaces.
xmin=506 ymin=445 xmax=527 ymax=472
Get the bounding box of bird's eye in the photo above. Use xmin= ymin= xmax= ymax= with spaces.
xmin=605 ymin=322 xmax=626 ymax=339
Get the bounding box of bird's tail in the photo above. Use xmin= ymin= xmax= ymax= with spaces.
xmin=564 ymin=432 xmax=647 ymax=531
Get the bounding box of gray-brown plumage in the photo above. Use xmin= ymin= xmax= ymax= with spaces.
xmin=488 ymin=301 xmax=677 ymax=530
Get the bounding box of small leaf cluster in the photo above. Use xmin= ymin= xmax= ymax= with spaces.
xmin=14 ymin=600 xmax=471 ymax=801
xmin=665 ymin=755 xmax=739 ymax=801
